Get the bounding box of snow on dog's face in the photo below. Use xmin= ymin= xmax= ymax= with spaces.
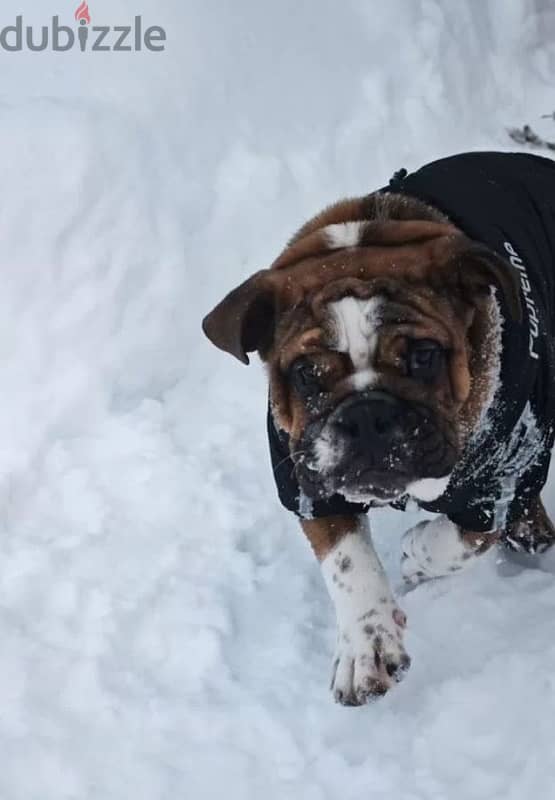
xmin=203 ymin=194 xmax=520 ymax=506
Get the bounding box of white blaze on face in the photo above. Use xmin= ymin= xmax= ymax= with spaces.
xmin=309 ymin=295 xmax=383 ymax=475
xmin=328 ymin=295 xmax=383 ymax=386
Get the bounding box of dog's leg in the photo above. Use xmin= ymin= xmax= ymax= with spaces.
xmin=302 ymin=514 xmax=410 ymax=706
xmin=503 ymin=496 xmax=555 ymax=554
xmin=401 ymin=515 xmax=497 ymax=586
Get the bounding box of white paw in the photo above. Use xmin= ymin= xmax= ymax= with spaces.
xmin=401 ymin=516 xmax=477 ymax=586
xmin=330 ymin=603 xmax=410 ymax=706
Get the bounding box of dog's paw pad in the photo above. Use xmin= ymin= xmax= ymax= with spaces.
xmin=331 ymin=613 xmax=410 ymax=706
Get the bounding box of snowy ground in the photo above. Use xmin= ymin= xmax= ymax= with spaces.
xmin=1 ymin=1 xmax=555 ymax=798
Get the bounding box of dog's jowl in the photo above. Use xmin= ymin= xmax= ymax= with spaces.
xmin=203 ymin=152 xmax=555 ymax=706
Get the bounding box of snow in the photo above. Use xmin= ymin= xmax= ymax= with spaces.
xmin=1 ymin=0 xmax=555 ymax=798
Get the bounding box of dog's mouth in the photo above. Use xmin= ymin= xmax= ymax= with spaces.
xmin=338 ymin=470 xmax=410 ymax=504
xmin=295 ymin=391 xmax=457 ymax=505
xmin=297 ymin=460 xmax=413 ymax=505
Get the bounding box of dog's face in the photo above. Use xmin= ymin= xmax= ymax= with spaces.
xmin=203 ymin=196 xmax=520 ymax=506
xmin=268 ymin=283 xmax=474 ymax=505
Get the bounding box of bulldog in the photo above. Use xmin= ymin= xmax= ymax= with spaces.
xmin=202 ymin=152 xmax=555 ymax=706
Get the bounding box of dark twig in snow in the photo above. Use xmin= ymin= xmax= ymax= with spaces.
xmin=508 ymin=124 xmax=555 ymax=151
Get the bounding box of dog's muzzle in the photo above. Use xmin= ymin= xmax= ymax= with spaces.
xmin=298 ymin=389 xmax=456 ymax=503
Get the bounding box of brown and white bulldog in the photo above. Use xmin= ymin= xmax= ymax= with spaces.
xmin=202 ymin=161 xmax=555 ymax=706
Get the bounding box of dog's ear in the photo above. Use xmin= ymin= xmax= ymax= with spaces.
xmin=202 ymin=271 xmax=276 ymax=364
xmin=445 ymin=243 xmax=522 ymax=322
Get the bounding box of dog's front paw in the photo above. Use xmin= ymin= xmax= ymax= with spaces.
xmin=401 ymin=516 xmax=470 ymax=586
xmin=331 ymin=606 xmax=410 ymax=706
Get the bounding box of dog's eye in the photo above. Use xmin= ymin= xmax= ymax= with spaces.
xmin=407 ymin=339 xmax=445 ymax=382
xmin=289 ymin=358 xmax=322 ymax=399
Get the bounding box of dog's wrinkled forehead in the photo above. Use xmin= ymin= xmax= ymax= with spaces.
xmin=202 ymin=197 xmax=522 ymax=368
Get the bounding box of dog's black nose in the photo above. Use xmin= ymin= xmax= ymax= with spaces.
xmin=334 ymin=392 xmax=404 ymax=447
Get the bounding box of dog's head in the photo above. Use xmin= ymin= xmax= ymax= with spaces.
xmin=203 ymin=194 xmax=521 ymax=506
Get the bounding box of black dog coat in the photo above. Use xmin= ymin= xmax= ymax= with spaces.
xmin=269 ymin=152 xmax=555 ymax=533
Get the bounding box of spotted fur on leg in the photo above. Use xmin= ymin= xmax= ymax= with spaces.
xmin=303 ymin=514 xmax=410 ymax=705
xmin=322 ymin=522 xmax=410 ymax=704
xmin=401 ymin=515 xmax=496 ymax=585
